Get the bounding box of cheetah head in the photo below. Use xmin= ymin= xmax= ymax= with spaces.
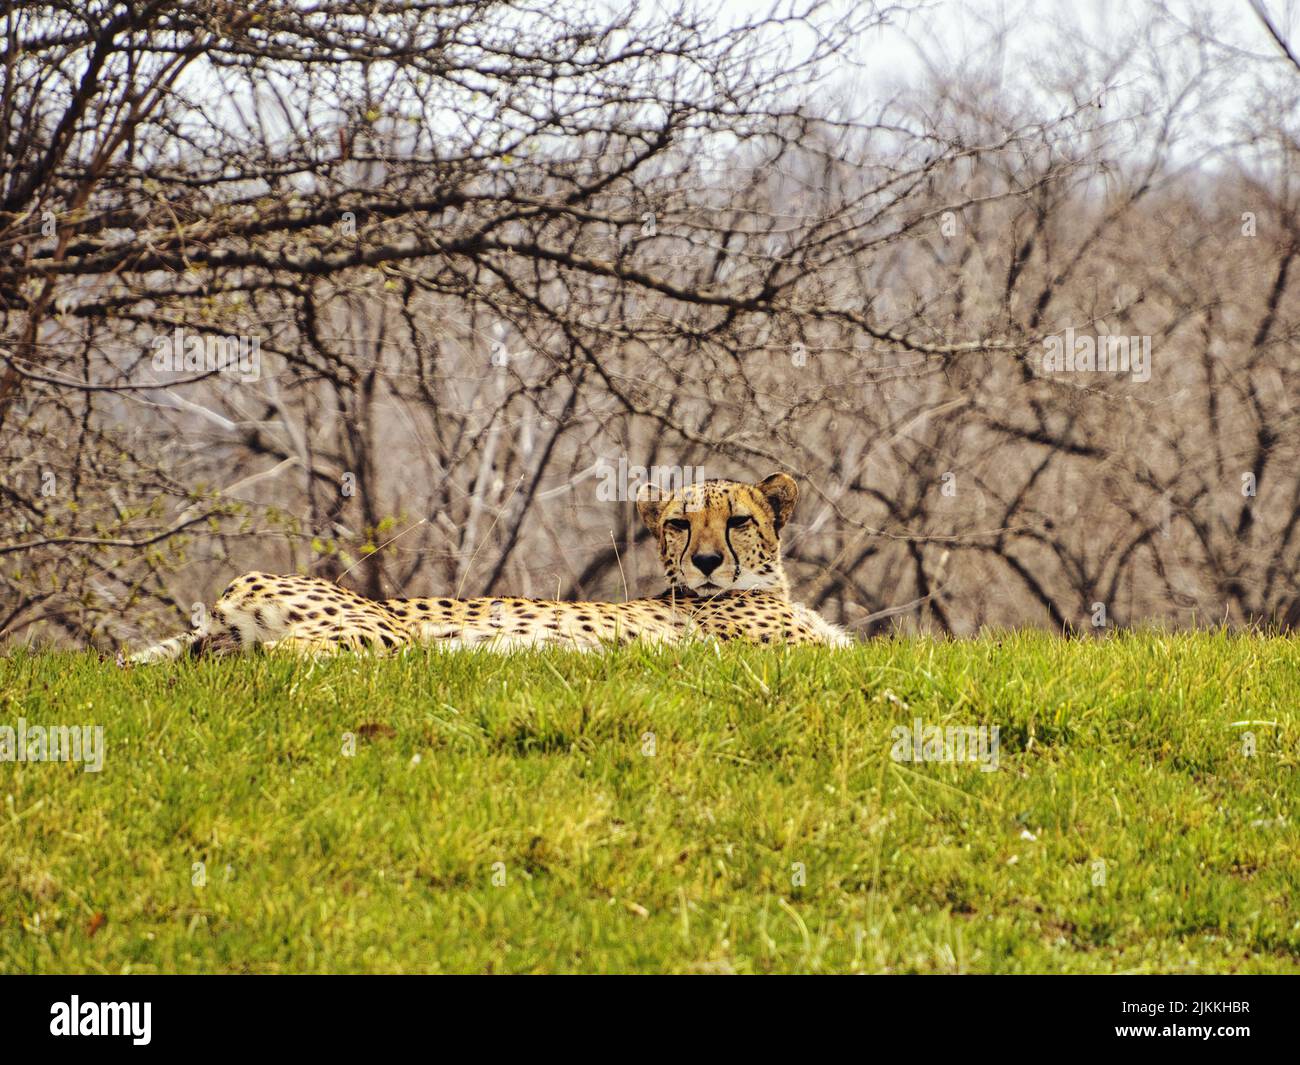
xmin=636 ymin=474 xmax=798 ymax=596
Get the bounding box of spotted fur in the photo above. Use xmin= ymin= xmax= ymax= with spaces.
xmin=122 ymin=473 xmax=851 ymax=664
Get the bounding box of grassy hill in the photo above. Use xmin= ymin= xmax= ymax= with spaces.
xmin=2 ymin=633 xmax=1298 ymax=973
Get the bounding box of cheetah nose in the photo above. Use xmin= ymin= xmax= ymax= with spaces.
xmin=692 ymin=552 xmax=723 ymax=576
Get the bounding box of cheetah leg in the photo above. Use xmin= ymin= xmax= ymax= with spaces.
xmin=403 ymin=618 xmax=684 ymax=652
xmin=261 ymin=634 xmax=341 ymax=658
xmin=261 ymin=632 xmax=398 ymax=658
xmin=119 ymin=630 xmax=201 ymax=667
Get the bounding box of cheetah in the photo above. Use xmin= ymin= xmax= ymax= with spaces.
xmin=121 ymin=473 xmax=851 ymax=664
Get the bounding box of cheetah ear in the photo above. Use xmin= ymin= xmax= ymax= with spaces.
xmin=756 ymin=473 xmax=798 ymax=533
xmin=636 ymin=481 xmax=672 ymax=535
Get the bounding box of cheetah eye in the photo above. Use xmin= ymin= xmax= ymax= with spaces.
xmin=664 ymin=519 xmax=691 ymax=532
xmin=726 ymin=515 xmax=754 ymax=530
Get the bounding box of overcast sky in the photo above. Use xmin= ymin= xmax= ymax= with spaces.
xmin=793 ymin=0 xmax=1300 ymax=169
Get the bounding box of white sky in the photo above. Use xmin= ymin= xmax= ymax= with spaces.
xmin=706 ymin=0 xmax=1300 ymax=137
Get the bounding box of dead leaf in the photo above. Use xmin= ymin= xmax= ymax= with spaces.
xmin=356 ymin=723 xmax=396 ymax=741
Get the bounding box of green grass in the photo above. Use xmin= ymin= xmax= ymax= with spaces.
xmin=2 ymin=632 xmax=1298 ymax=973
